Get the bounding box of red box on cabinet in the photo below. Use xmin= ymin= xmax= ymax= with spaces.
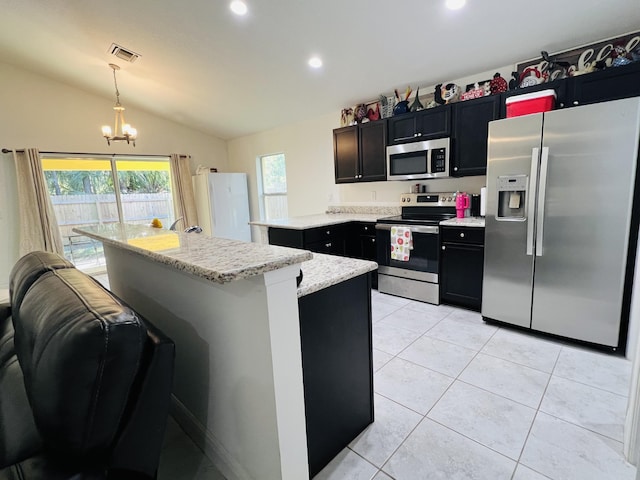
xmin=506 ymin=89 xmax=556 ymax=118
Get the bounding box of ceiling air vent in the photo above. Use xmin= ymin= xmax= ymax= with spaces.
xmin=108 ymin=43 xmax=141 ymax=63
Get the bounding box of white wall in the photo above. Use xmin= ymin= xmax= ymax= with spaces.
xmin=0 ymin=62 xmax=228 ymax=288
xmin=227 ymin=112 xmax=339 ymax=239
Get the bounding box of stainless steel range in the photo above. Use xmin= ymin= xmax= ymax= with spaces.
xmin=375 ymin=193 xmax=456 ymax=304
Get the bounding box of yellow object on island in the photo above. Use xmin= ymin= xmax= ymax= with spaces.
xmin=150 ymin=218 xmax=163 ymax=228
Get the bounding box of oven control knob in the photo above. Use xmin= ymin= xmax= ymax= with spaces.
xmin=401 ymin=198 xmax=405 ymax=203
xmin=407 ymin=198 xmax=411 ymax=203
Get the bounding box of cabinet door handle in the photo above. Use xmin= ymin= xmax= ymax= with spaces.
xmin=453 ymin=166 xmax=458 ymax=171
xmin=459 ymin=232 xmax=465 ymax=238
xmin=354 ymin=175 xmax=359 ymax=179
xmin=416 ymin=132 xmax=422 ymax=137
xmin=325 ymin=242 xmax=332 ymax=248
xmin=441 ymin=245 xmax=446 ymax=250
xmin=372 ymin=238 xmax=375 ymax=243
xmin=326 ymin=230 xmax=331 ymax=235
xmin=573 ymin=101 xmax=579 ymax=106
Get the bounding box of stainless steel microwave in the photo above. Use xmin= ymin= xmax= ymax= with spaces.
xmin=386 ymin=137 xmax=450 ymax=181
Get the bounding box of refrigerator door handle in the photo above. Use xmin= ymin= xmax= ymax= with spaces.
xmin=535 ymin=147 xmax=550 ymax=257
xmin=526 ymin=148 xmax=540 ymax=256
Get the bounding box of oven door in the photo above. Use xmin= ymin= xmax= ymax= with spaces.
xmin=375 ymin=224 xmax=439 ymax=281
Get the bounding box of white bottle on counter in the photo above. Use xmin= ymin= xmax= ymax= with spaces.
xmin=480 ymin=187 xmax=487 ymax=217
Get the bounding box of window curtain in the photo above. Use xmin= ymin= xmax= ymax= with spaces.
xmin=169 ymin=153 xmax=198 ymax=228
xmin=13 ymin=148 xmax=64 ymax=256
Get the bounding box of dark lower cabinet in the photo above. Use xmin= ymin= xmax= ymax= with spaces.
xmin=345 ymin=222 xmax=378 ymax=289
xmin=269 ymin=225 xmax=346 ymax=256
xmin=440 ymin=227 xmax=485 ymax=311
xmin=269 ymin=223 xmax=378 ymax=288
xmin=298 ymin=273 xmax=374 ymax=477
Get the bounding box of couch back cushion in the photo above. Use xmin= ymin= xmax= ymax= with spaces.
xmin=12 ymin=267 xmax=146 ymax=459
xmin=9 ymin=251 xmax=74 ymax=315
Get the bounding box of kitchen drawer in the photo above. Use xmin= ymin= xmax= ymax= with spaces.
xmin=305 ymin=225 xmax=344 ymax=244
xmin=306 ymin=239 xmax=343 ymax=255
xmin=354 ymin=222 xmax=376 ymax=236
xmin=441 ymin=226 xmax=485 ymax=245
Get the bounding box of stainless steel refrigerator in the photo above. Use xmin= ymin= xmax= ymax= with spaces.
xmin=482 ymin=97 xmax=640 ymax=349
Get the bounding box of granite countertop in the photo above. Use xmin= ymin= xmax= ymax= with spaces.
xmin=73 ymin=223 xmax=312 ymax=284
xmin=439 ymin=217 xmax=485 ymax=228
xmin=249 ymin=213 xmax=385 ymax=229
xmin=297 ymin=253 xmax=377 ymax=298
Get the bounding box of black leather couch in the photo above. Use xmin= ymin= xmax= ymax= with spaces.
xmin=0 ymin=251 xmax=175 ymax=479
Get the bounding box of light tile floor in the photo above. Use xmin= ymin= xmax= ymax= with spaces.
xmin=316 ymin=291 xmax=636 ymax=480
xmin=103 ymin=277 xmax=635 ymax=480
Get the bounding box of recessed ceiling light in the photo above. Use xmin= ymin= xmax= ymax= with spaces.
xmin=308 ymin=56 xmax=323 ymax=69
xmin=446 ymin=0 xmax=466 ymax=9
xmin=230 ymin=0 xmax=248 ymax=15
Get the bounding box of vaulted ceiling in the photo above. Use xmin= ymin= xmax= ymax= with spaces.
xmin=1 ymin=0 xmax=639 ymax=139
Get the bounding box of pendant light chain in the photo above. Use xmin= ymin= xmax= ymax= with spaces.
xmin=113 ymin=67 xmax=121 ymax=106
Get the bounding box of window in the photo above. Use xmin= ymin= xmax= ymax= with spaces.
xmin=42 ymin=155 xmax=174 ymax=272
xmin=257 ymin=153 xmax=288 ymax=220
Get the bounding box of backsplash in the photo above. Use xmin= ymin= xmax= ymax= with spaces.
xmin=326 ymin=205 xmax=401 ymax=215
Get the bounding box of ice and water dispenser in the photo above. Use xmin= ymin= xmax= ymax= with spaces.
xmin=496 ymin=175 xmax=527 ymax=220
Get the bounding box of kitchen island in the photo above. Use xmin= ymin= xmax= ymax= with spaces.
xmin=73 ymin=223 xmax=376 ymax=480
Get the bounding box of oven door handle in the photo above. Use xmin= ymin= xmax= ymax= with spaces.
xmin=375 ymin=224 xmax=439 ymax=234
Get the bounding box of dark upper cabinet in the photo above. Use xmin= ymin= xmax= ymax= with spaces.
xmin=333 ymin=120 xmax=387 ymax=184
xmin=567 ymin=61 xmax=640 ymax=107
xmin=359 ymin=121 xmax=387 ymax=182
xmin=333 ymin=126 xmax=359 ymax=183
xmin=387 ymin=106 xmax=451 ymax=145
xmin=451 ymin=95 xmax=500 ymax=177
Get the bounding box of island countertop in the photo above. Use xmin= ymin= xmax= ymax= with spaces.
xmin=297 ymin=253 xmax=377 ymax=298
xmin=74 ymin=223 xmax=313 ymax=284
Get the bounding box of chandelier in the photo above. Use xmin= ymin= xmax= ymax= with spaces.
xmin=101 ymin=64 xmax=137 ymax=146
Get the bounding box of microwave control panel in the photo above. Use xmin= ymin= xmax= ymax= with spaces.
xmin=431 ymin=148 xmax=447 ymax=173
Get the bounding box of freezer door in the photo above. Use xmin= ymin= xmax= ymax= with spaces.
xmin=531 ymin=99 xmax=640 ymax=346
xmin=482 ymin=114 xmax=543 ymax=328
xmin=210 ymin=173 xmax=251 ymax=242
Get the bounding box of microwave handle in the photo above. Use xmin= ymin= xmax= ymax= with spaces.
xmin=394 ymin=135 xmax=417 ymax=142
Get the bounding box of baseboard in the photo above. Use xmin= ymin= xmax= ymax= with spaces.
xmin=170 ymin=395 xmax=252 ymax=480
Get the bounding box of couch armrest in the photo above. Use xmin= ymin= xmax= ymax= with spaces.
xmin=0 ymin=303 xmax=10 ymax=323
xmin=109 ymin=319 xmax=175 ymax=478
